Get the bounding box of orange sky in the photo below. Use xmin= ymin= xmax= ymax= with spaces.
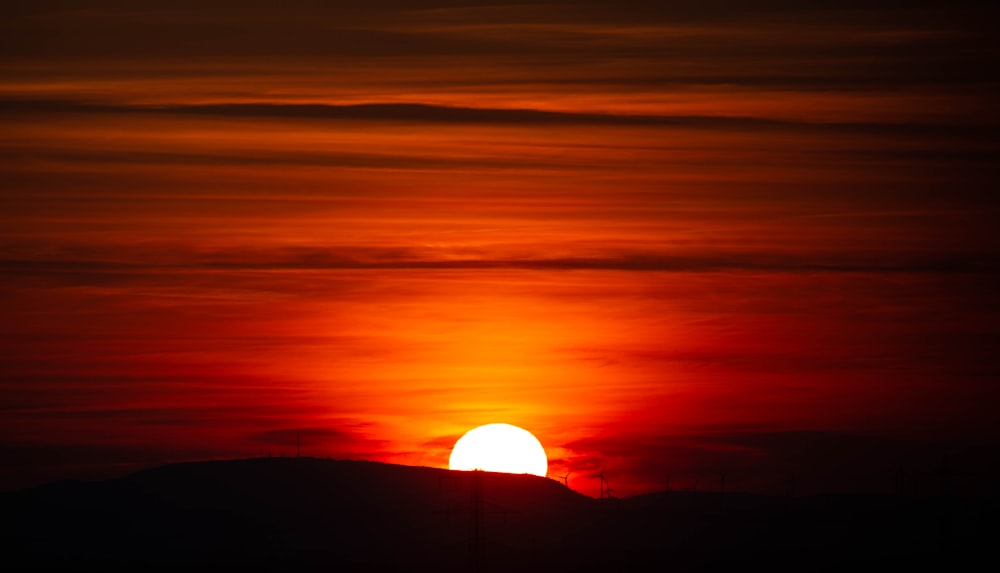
xmin=2 ymin=1 xmax=998 ymax=496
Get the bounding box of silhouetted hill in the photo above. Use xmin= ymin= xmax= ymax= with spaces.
xmin=3 ymin=457 xmax=996 ymax=571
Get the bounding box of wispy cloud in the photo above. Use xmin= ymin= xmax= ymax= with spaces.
xmin=2 ymin=0 xmax=998 ymax=495
xmin=561 ymin=428 xmax=1000 ymax=496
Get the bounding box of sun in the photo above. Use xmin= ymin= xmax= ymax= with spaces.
xmin=449 ymin=423 xmax=548 ymax=476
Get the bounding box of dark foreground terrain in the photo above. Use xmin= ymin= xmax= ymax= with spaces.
xmin=3 ymin=457 xmax=996 ymax=571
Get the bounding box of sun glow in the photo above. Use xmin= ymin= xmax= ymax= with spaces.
xmin=448 ymin=423 xmax=548 ymax=476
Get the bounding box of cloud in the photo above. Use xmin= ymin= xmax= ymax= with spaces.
xmin=3 ymin=245 xmax=997 ymax=280
xmin=0 ymin=98 xmax=794 ymax=128
xmin=2 ymin=0 xmax=998 ymax=498
xmin=248 ymin=426 xmax=392 ymax=461
xmin=562 ymin=428 xmax=1000 ymax=496
xmin=4 ymin=99 xmax=996 ymax=138
xmin=4 ymin=1 xmax=995 ymax=95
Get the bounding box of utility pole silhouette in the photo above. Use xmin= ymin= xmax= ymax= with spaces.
xmin=718 ymin=472 xmax=727 ymax=512
xmin=471 ymin=470 xmax=484 ymax=573
xmin=786 ymin=470 xmax=797 ymax=498
xmin=923 ymin=455 xmax=971 ymax=552
xmin=296 ymin=429 xmax=301 ymax=458
xmin=935 ymin=456 xmax=953 ymax=498
xmin=437 ymin=470 xmax=517 ymax=573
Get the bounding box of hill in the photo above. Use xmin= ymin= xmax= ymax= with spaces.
xmin=3 ymin=457 xmax=996 ymax=571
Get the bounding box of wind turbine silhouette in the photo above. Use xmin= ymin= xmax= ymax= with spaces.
xmin=558 ymin=471 xmax=572 ymax=488
xmin=598 ymin=464 xmax=612 ymax=500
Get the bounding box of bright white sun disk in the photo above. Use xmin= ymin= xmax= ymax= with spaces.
xmin=449 ymin=423 xmax=548 ymax=476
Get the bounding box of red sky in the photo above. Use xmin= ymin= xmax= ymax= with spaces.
xmin=2 ymin=1 xmax=999 ymax=496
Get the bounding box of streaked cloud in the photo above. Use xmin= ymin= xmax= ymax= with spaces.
xmin=1 ymin=0 xmax=998 ymax=494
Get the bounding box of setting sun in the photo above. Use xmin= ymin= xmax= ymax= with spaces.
xmin=449 ymin=423 xmax=548 ymax=476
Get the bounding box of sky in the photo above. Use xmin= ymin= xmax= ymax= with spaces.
xmin=2 ymin=1 xmax=998 ymax=497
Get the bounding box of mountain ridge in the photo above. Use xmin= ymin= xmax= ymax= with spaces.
xmin=3 ymin=457 xmax=995 ymax=571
